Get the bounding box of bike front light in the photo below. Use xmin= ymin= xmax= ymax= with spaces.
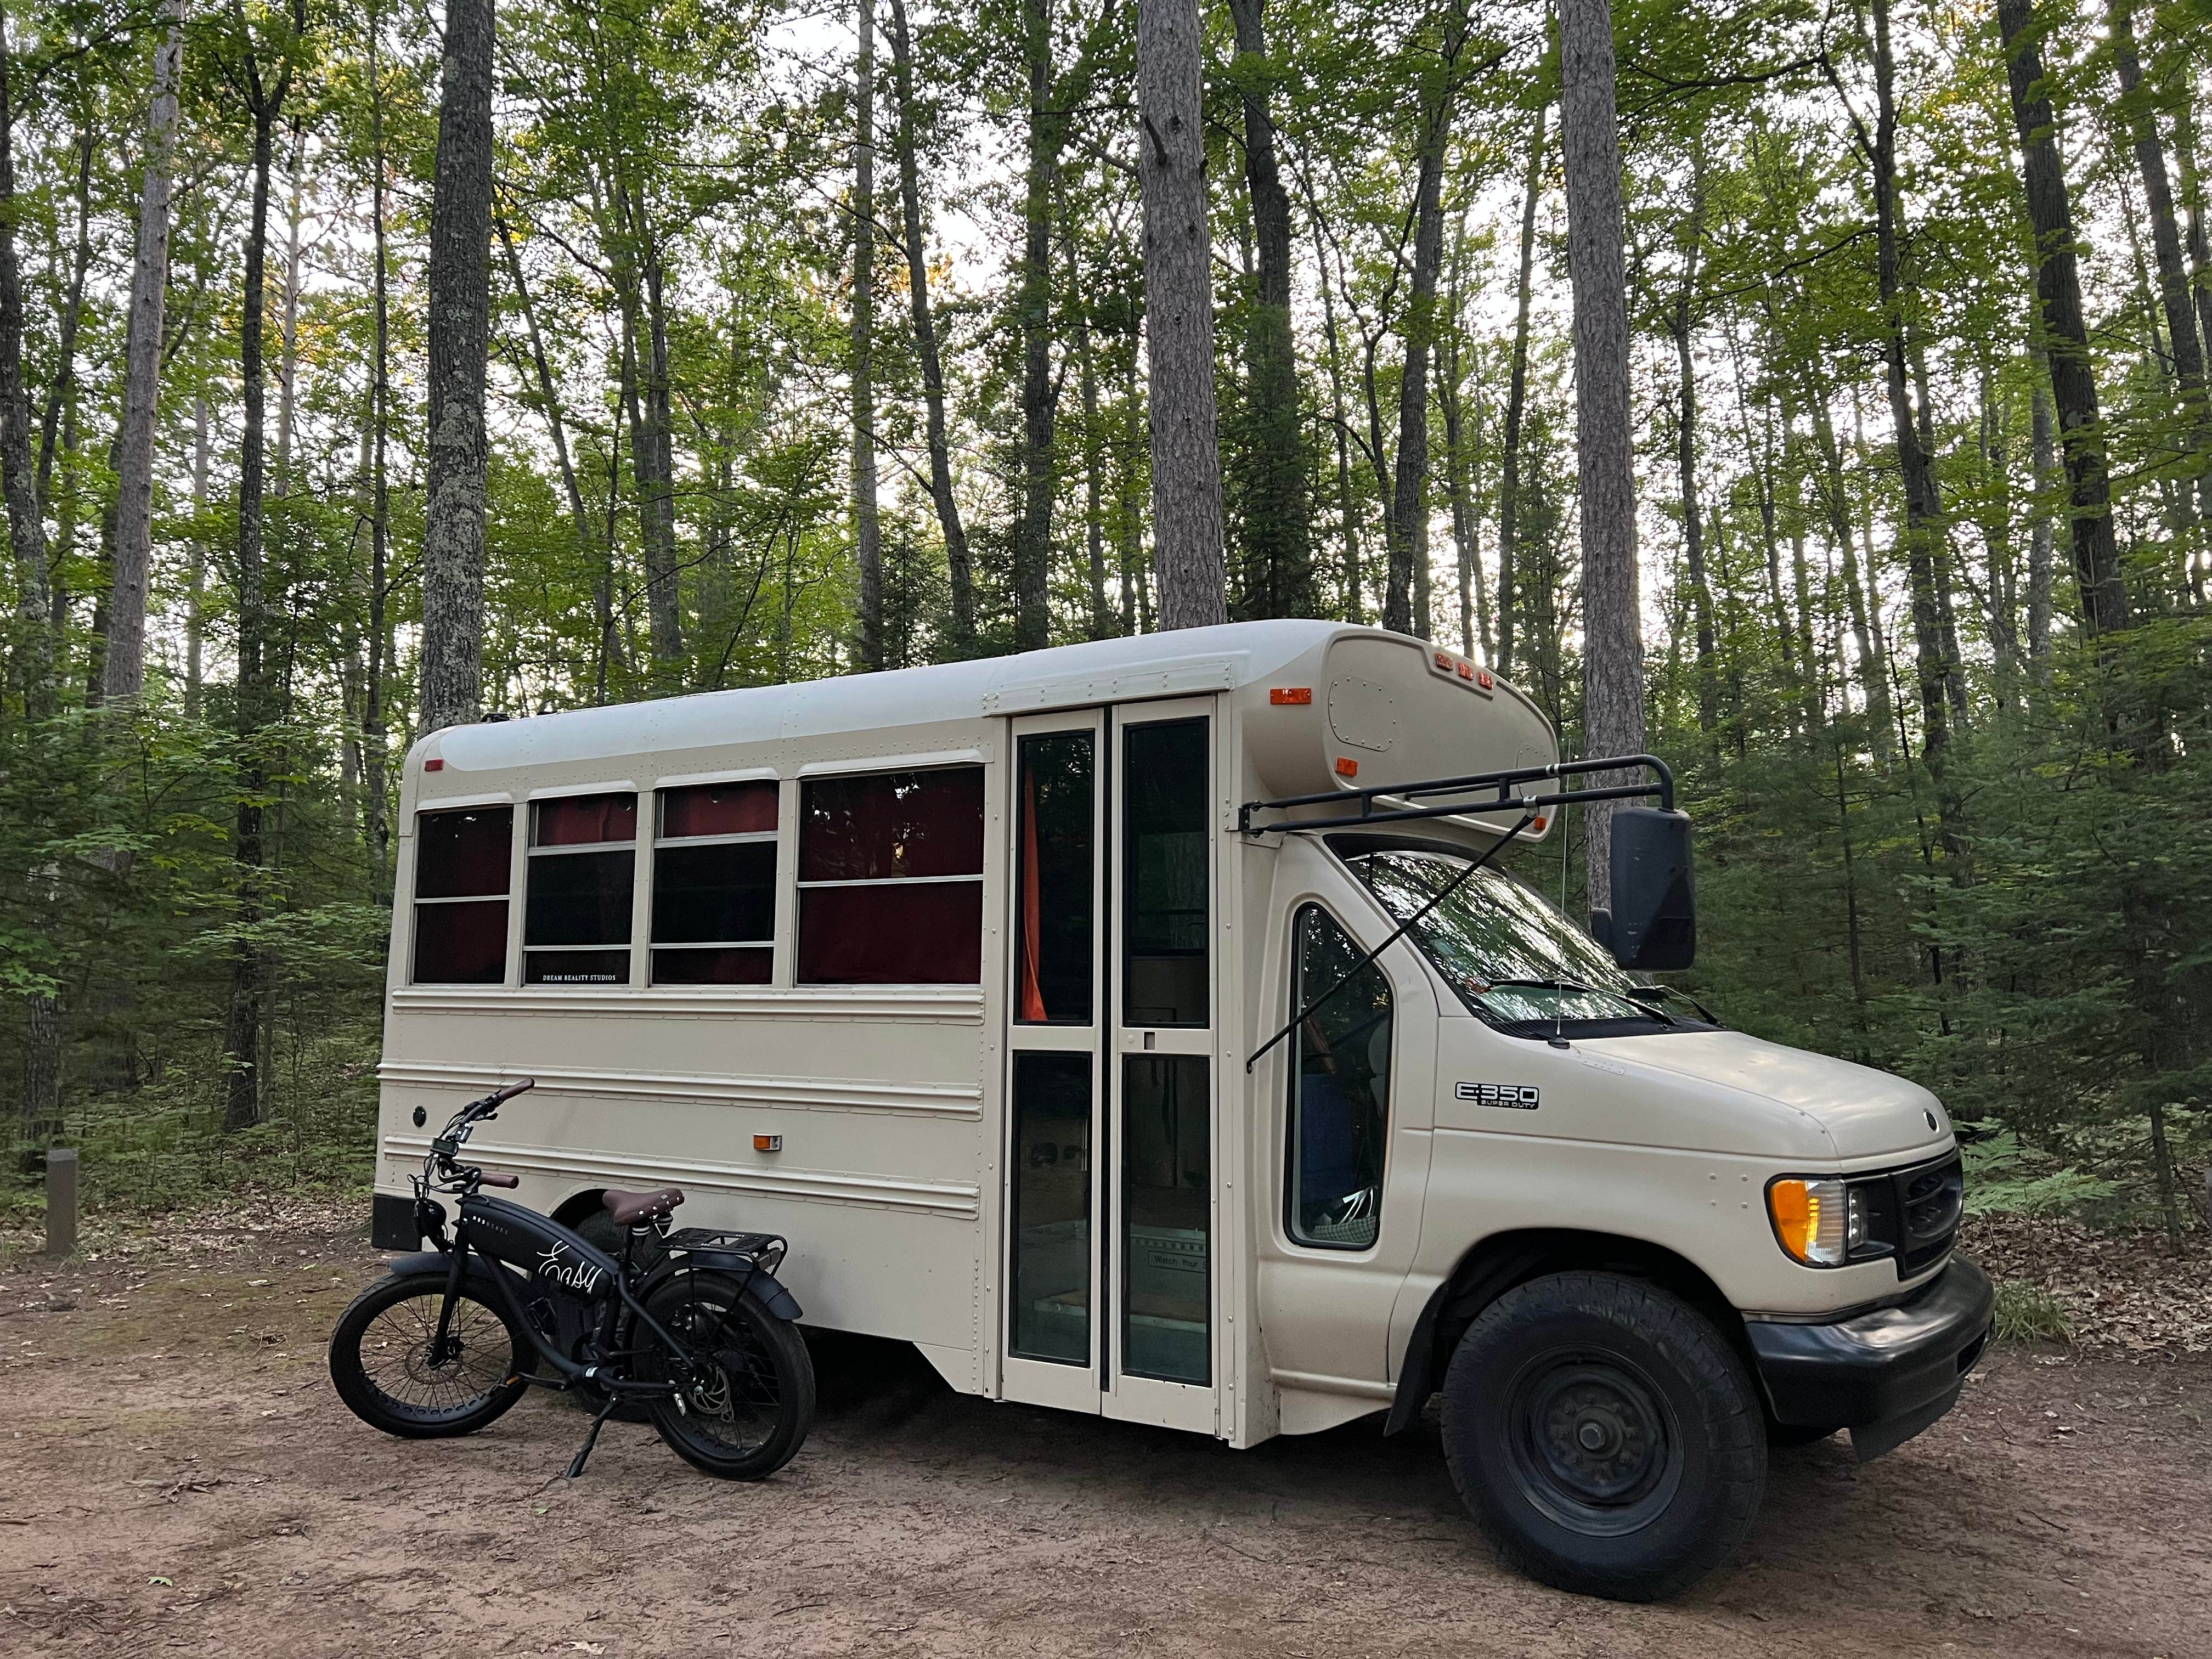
xmin=1768 ymin=1177 xmax=1849 ymax=1266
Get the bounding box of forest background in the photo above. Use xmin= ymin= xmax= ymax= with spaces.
xmin=1 ymin=0 xmax=2207 ymax=1248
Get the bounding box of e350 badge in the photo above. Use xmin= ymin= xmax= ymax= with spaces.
xmin=1456 ymin=1081 xmax=1540 ymax=1110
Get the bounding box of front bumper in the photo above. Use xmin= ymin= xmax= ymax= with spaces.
xmin=1746 ymin=1255 xmax=1994 ymax=1461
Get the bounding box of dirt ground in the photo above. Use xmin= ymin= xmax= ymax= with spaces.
xmin=2 ymin=1215 xmax=2209 ymax=1658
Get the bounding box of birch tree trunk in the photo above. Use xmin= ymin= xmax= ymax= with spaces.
xmin=887 ymin=0 xmax=974 ymax=651
xmin=852 ymin=0 xmax=883 ymax=669
xmin=104 ymin=0 xmax=185 ymax=704
xmin=1558 ymin=0 xmax=1645 ymax=912
xmin=1140 ymin=0 xmax=1226 ymax=630
xmin=1997 ymin=0 xmax=2130 ymax=638
xmin=420 ymin=0 xmax=495 ymax=733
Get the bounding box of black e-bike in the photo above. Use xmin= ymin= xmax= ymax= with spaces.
xmin=328 ymin=1079 xmax=816 ymax=1480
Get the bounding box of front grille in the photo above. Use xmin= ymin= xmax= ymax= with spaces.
xmin=1894 ymin=1151 xmax=1964 ymax=1275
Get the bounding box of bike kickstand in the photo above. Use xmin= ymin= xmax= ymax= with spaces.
xmin=565 ymin=1395 xmax=621 ymax=1481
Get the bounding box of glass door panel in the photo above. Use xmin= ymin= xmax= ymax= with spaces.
xmin=1121 ymin=1054 xmax=1210 ymax=1384
xmin=1001 ymin=714 xmax=1108 ymax=1415
xmin=1104 ymin=702 xmax=1218 ymax=1434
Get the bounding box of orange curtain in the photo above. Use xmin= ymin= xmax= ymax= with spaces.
xmin=1019 ymin=769 xmax=1047 ymax=1022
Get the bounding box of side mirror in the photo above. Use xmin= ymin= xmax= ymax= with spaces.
xmin=1591 ymin=806 xmax=1696 ymax=971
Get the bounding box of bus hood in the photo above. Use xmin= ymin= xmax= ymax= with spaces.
xmin=1579 ymin=1029 xmax=1953 ymax=1164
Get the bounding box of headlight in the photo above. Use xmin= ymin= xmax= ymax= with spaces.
xmin=1768 ymin=1177 xmax=1848 ymax=1266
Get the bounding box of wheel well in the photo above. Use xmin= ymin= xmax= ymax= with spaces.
xmin=1387 ymin=1228 xmax=1758 ymax=1435
xmin=551 ymin=1189 xmax=608 ymax=1232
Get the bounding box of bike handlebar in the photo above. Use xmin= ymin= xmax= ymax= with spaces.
xmin=487 ymin=1077 xmax=537 ymax=1105
xmin=477 ymin=1172 xmax=520 ymax=1189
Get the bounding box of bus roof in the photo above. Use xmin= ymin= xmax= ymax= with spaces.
xmin=417 ymin=620 xmax=1553 ymax=781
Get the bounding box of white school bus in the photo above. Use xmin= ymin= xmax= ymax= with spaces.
xmin=370 ymin=619 xmax=1990 ymax=1599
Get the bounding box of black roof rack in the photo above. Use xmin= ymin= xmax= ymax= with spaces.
xmin=1237 ymin=753 xmax=1674 ymax=838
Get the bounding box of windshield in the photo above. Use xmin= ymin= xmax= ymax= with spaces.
xmin=1340 ymin=845 xmax=1674 ymax=1033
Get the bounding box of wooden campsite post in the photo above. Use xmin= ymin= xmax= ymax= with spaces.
xmin=45 ymin=1148 xmax=78 ymax=1258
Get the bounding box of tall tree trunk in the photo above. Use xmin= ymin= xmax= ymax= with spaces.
xmin=35 ymin=122 xmax=94 ymax=521
xmin=224 ymin=84 xmax=285 ymax=1137
xmin=639 ymin=221 xmax=683 ymax=671
xmin=0 ymin=3 xmax=54 ymax=712
xmin=1496 ymin=102 xmax=1547 ymax=681
xmin=420 ymin=0 xmax=495 ymax=733
xmin=886 ymin=0 xmax=974 ymax=651
xmin=1808 ymin=384 xmax=1895 ymax=757
xmin=851 ymin=0 xmax=883 ymax=668
xmin=2111 ymin=1 xmax=2212 ymax=540
xmin=1226 ymin=0 xmax=1311 ymax=619
xmin=1669 ymin=160 xmax=1718 ymax=738
xmin=1386 ymin=12 xmax=1465 ymax=637
xmin=365 ymin=4 xmax=393 ymax=877
xmin=1909 ymin=341 xmax=1972 ymax=730
xmin=1014 ymin=0 xmax=1059 ymax=649
xmin=1998 ymin=0 xmax=2130 ymax=637
xmin=1850 ymin=0 xmax=1953 ymax=769
xmin=2027 ymin=356 xmax=2056 ymax=673
xmin=185 ymin=394 xmax=207 ymax=714
xmin=2111 ymin=3 xmax=2207 ymax=395
xmin=498 ymin=218 xmax=597 ymax=583
xmin=1141 ymin=0 xmax=1227 ymax=630
xmin=1313 ymin=217 xmax=1363 ymax=622
xmin=105 ymin=0 xmax=185 ymax=705
xmin=2174 ymin=107 xmax=2212 ymax=401
xmin=1559 ymin=0 xmax=1644 ymax=911
xmin=1074 ymin=234 xmax=1112 ymax=638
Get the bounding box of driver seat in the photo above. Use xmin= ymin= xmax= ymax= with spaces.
xmin=602 ymin=1187 xmax=685 ymax=1227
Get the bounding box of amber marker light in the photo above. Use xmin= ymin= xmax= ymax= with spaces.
xmin=1335 ymin=757 xmax=1359 ymax=777
xmin=1477 ymin=669 xmax=1494 ymax=690
xmin=1768 ymin=1176 xmax=1848 ymax=1266
xmin=1269 ymin=686 xmax=1312 ymax=705
xmin=754 ymin=1134 xmax=782 ymax=1153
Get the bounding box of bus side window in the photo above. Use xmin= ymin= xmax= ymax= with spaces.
xmin=1285 ymin=905 xmax=1391 ymax=1250
xmin=652 ymin=781 xmax=778 ymax=985
xmin=797 ymin=768 xmax=985 ymax=984
xmin=412 ymin=806 xmax=514 ymax=984
xmin=524 ymin=793 xmax=637 ymax=986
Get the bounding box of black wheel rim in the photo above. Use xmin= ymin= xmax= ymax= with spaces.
xmin=659 ymin=1294 xmax=783 ymax=1454
xmin=1501 ymin=1348 xmax=1683 ymax=1537
xmin=358 ymin=1292 xmax=515 ymax=1418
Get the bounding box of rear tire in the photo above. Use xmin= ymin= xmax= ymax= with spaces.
xmin=329 ymin=1271 xmax=529 ymax=1438
xmin=640 ymin=1272 xmax=814 ymax=1480
xmin=1439 ymin=1271 xmax=1767 ymax=1601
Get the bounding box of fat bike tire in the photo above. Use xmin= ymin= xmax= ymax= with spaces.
xmin=641 ymin=1272 xmax=814 ymax=1481
xmin=328 ymin=1270 xmax=530 ymax=1439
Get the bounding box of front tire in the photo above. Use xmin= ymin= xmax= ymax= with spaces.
xmin=1439 ymin=1271 xmax=1767 ymax=1601
xmin=329 ymin=1271 xmax=529 ymax=1438
xmin=640 ymin=1272 xmax=814 ymax=1480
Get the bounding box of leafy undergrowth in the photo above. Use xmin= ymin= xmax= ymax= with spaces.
xmin=1963 ymin=1210 xmax=2212 ymax=1355
xmin=0 ymin=1187 xmax=368 ymax=1272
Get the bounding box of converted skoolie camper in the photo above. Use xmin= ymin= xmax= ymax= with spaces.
xmin=370 ymin=619 xmax=1990 ymax=1599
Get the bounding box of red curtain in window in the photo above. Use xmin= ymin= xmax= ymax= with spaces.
xmin=1020 ymin=770 xmax=1046 ymax=1022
